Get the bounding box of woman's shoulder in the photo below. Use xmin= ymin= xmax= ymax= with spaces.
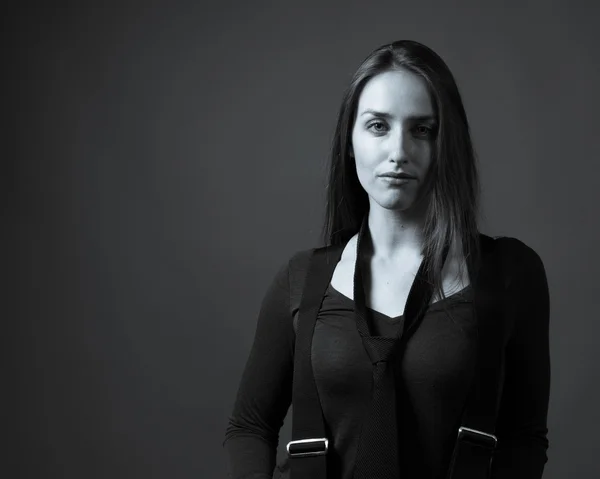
xmin=487 ymin=234 xmax=547 ymax=282
xmin=489 ymin=234 xmax=544 ymax=262
xmin=287 ymin=247 xmax=315 ymax=268
xmin=282 ymin=242 xmax=348 ymax=294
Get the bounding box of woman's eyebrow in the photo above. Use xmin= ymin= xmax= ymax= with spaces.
xmin=360 ymin=109 xmax=436 ymax=122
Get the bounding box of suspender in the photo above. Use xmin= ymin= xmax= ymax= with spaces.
xmin=287 ymin=244 xmax=343 ymax=479
xmin=286 ymin=234 xmax=507 ymax=479
xmin=445 ymin=235 xmax=507 ymax=478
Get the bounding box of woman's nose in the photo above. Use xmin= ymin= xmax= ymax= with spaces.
xmin=388 ymin=128 xmax=412 ymax=162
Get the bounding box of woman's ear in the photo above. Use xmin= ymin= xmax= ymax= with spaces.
xmin=348 ymin=145 xmax=354 ymax=158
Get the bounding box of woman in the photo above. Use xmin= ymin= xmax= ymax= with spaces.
xmin=223 ymin=40 xmax=550 ymax=479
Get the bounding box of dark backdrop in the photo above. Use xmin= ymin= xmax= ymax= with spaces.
xmin=7 ymin=2 xmax=599 ymax=478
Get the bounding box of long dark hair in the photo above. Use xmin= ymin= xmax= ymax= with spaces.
xmin=321 ymin=40 xmax=482 ymax=301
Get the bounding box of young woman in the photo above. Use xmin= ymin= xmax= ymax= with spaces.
xmin=223 ymin=40 xmax=550 ymax=479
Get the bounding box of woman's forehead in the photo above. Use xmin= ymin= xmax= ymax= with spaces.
xmin=357 ymin=70 xmax=434 ymax=118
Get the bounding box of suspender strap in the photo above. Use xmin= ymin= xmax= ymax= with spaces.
xmin=446 ymin=235 xmax=508 ymax=479
xmin=289 ymin=245 xmax=344 ymax=479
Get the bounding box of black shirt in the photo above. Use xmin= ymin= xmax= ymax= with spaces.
xmin=223 ymin=236 xmax=550 ymax=479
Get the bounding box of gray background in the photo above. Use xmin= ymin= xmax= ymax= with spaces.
xmin=8 ymin=1 xmax=599 ymax=478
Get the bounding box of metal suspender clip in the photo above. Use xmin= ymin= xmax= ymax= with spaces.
xmin=287 ymin=438 xmax=329 ymax=457
xmin=457 ymin=426 xmax=498 ymax=450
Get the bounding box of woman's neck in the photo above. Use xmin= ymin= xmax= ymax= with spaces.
xmin=364 ymin=203 xmax=427 ymax=263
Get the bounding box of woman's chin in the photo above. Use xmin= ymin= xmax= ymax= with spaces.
xmin=372 ymin=197 xmax=415 ymax=211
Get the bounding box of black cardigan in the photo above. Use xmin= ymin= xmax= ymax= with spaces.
xmin=223 ymin=236 xmax=550 ymax=479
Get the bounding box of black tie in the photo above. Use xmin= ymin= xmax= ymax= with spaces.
xmin=352 ymin=215 xmax=449 ymax=479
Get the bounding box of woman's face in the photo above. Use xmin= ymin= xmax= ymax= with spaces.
xmin=351 ymin=69 xmax=437 ymax=212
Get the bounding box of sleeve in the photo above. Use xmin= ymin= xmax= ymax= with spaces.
xmin=491 ymin=238 xmax=551 ymax=478
xmin=222 ymin=258 xmax=295 ymax=479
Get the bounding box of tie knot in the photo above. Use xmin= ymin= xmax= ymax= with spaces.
xmin=362 ymin=336 xmax=398 ymax=364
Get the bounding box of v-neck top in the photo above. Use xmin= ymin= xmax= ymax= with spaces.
xmin=327 ymin=281 xmax=473 ymax=330
xmin=223 ymin=236 xmax=550 ymax=479
xmin=309 ymin=282 xmax=475 ymax=478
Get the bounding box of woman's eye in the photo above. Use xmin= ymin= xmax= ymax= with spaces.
xmin=415 ymin=125 xmax=432 ymax=136
xmin=368 ymin=121 xmax=387 ymax=133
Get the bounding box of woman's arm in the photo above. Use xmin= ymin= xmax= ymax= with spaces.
xmin=223 ymin=258 xmax=295 ymax=479
xmin=491 ymin=238 xmax=551 ymax=478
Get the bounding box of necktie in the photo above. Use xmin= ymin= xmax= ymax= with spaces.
xmin=352 ymin=215 xmax=449 ymax=479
